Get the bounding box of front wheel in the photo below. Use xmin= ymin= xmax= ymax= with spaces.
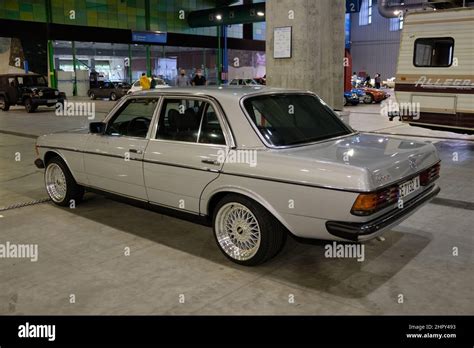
xmin=109 ymin=92 xmax=117 ymax=101
xmin=24 ymin=98 xmax=36 ymax=113
xmin=213 ymin=194 xmax=287 ymax=266
xmin=45 ymin=157 xmax=84 ymax=206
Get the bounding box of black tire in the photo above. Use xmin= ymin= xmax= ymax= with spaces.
xmin=89 ymin=91 xmax=96 ymax=100
xmin=0 ymin=96 xmax=10 ymax=111
xmin=350 ymin=102 xmax=359 ymax=106
xmin=363 ymin=93 xmax=374 ymax=104
xmin=344 ymin=97 xmax=349 ymax=106
xmin=44 ymin=156 xmax=84 ymax=207
xmin=109 ymin=92 xmax=117 ymax=101
xmin=212 ymin=194 xmax=287 ymax=266
xmin=24 ymin=98 xmax=36 ymax=113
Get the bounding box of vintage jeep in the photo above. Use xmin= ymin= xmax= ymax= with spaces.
xmin=0 ymin=73 xmax=65 ymax=113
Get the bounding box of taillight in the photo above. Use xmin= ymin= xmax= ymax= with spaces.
xmin=420 ymin=162 xmax=440 ymax=186
xmin=351 ymin=186 xmax=399 ymax=216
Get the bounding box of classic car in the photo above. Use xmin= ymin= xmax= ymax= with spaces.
xmin=0 ymin=73 xmax=65 ymax=113
xmin=88 ymin=81 xmax=130 ymax=101
xmin=344 ymin=90 xmax=360 ymax=106
xmin=361 ymin=87 xmax=390 ymax=104
xmin=34 ymin=87 xmax=441 ymax=266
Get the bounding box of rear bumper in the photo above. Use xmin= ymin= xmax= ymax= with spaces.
xmin=325 ymin=184 xmax=440 ymax=242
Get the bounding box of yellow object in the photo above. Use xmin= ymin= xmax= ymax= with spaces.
xmin=140 ymin=76 xmax=150 ymax=90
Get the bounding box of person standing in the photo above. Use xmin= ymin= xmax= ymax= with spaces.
xmin=150 ymin=75 xmax=157 ymax=89
xmin=139 ymin=73 xmax=150 ymax=90
xmin=374 ymin=73 xmax=381 ymax=89
xmin=191 ymin=68 xmax=207 ymax=86
xmin=176 ymin=69 xmax=189 ymax=87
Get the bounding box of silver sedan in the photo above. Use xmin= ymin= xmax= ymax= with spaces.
xmin=34 ymin=87 xmax=441 ymax=265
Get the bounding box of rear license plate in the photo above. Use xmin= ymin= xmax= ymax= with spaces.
xmin=47 ymin=99 xmax=57 ymax=103
xmin=399 ymin=176 xmax=420 ymax=198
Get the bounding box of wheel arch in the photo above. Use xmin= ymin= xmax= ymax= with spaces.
xmin=204 ymin=187 xmax=293 ymax=233
xmin=43 ymin=150 xmax=79 ymax=181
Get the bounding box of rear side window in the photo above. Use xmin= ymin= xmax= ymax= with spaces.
xmin=414 ymin=37 xmax=454 ymax=67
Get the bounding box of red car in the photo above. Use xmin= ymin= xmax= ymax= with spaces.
xmin=362 ymin=88 xmax=390 ymax=104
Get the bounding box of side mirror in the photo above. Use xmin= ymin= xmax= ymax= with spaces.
xmin=89 ymin=122 xmax=106 ymax=134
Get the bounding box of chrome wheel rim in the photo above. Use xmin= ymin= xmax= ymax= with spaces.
xmin=45 ymin=163 xmax=67 ymax=203
xmin=215 ymin=202 xmax=261 ymax=261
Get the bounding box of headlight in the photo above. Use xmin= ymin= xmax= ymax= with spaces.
xmin=54 ymin=91 xmax=59 ymax=96
xmin=38 ymin=91 xmax=43 ymax=97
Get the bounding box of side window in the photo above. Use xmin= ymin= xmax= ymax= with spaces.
xmin=8 ymin=78 xmax=15 ymax=87
xmin=133 ymin=81 xmax=141 ymax=87
xmin=156 ymin=98 xmax=203 ymax=142
xmin=414 ymin=37 xmax=454 ymax=67
xmin=106 ymin=98 xmax=158 ymax=138
xmin=198 ymin=104 xmax=226 ymax=145
xmin=229 ymin=80 xmax=238 ymax=86
xmin=156 ymin=98 xmax=226 ymax=145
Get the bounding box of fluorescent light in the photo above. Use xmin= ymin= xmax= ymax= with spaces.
xmin=257 ymin=11 xmax=265 ymax=17
xmin=215 ymin=14 xmax=222 ymax=20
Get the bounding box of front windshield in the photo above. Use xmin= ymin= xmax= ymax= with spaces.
xmin=17 ymin=75 xmax=47 ymax=87
xmin=243 ymin=94 xmax=352 ymax=147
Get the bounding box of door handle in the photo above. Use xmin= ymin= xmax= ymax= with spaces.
xmin=201 ymin=159 xmax=220 ymax=166
xmin=129 ymin=149 xmax=143 ymax=154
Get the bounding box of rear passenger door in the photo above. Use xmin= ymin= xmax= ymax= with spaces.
xmin=144 ymin=97 xmax=231 ymax=213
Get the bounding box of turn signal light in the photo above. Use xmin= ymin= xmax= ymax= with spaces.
xmin=351 ymin=186 xmax=399 ymax=216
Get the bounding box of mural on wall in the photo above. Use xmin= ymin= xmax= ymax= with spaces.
xmin=0 ymin=36 xmax=47 ymax=75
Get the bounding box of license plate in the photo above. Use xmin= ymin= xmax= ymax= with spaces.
xmin=47 ymin=99 xmax=57 ymax=103
xmin=399 ymin=176 xmax=420 ymax=198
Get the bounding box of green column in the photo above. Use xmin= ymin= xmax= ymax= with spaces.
xmin=71 ymin=41 xmax=77 ymax=96
xmin=217 ymin=25 xmax=222 ymax=86
xmin=45 ymin=0 xmax=57 ymax=88
xmin=145 ymin=0 xmax=152 ymax=76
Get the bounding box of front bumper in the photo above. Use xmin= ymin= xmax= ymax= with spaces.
xmin=32 ymin=97 xmax=65 ymax=106
xmin=326 ymin=184 xmax=440 ymax=242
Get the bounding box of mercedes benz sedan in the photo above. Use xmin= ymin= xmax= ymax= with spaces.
xmin=34 ymin=87 xmax=441 ymax=266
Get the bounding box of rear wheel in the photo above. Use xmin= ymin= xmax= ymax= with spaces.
xmin=24 ymin=98 xmax=36 ymax=113
xmin=89 ymin=91 xmax=96 ymax=100
xmin=109 ymin=92 xmax=118 ymax=101
xmin=212 ymin=194 xmax=287 ymax=266
xmin=45 ymin=157 xmax=84 ymax=206
xmin=0 ymin=96 xmax=10 ymax=111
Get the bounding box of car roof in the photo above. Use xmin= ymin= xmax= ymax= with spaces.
xmin=132 ymin=86 xmax=310 ymax=99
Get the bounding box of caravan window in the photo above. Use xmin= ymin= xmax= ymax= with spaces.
xmin=414 ymin=37 xmax=454 ymax=67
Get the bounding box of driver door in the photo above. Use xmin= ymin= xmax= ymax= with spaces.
xmin=84 ymin=97 xmax=159 ymax=200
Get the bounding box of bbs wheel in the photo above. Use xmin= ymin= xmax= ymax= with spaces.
xmin=213 ymin=194 xmax=287 ymax=266
xmin=45 ymin=157 xmax=84 ymax=206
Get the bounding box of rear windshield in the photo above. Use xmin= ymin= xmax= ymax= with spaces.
xmin=243 ymin=94 xmax=352 ymax=147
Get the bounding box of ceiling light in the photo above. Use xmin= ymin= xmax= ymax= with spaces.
xmin=257 ymin=11 xmax=265 ymax=17
xmin=215 ymin=14 xmax=222 ymax=20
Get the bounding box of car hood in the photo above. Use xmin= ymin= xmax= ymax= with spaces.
xmin=226 ymin=133 xmax=440 ymax=192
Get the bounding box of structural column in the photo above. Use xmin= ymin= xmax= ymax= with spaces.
xmin=265 ymin=0 xmax=345 ymax=109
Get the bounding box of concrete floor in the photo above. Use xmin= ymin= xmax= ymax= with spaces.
xmin=0 ymin=95 xmax=473 ymax=314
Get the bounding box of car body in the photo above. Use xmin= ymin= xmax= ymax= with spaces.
xmin=361 ymin=87 xmax=390 ymax=104
xmin=34 ymin=87 xmax=441 ymax=265
xmin=127 ymin=77 xmax=169 ymax=94
xmin=228 ymin=78 xmax=262 ymax=86
xmin=344 ymin=90 xmax=360 ymax=106
xmin=88 ymin=81 xmax=130 ymax=101
xmin=0 ymin=73 xmax=65 ymax=113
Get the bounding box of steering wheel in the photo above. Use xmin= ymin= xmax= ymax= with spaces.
xmin=127 ymin=117 xmax=151 ymax=136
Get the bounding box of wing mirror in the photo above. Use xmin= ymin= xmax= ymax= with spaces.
xmin=89 ymin=122 xmax=106 ymax=134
